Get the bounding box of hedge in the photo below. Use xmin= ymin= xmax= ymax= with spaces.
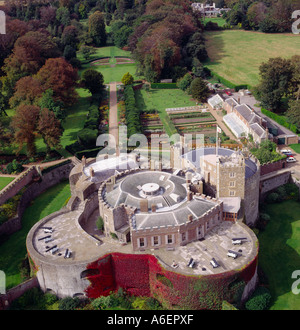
xmin=150 ymin=83 xmax=178 ymax=89
xmin=124 ymin=86 xmax=142 ymax=137
xmin=261 ymin=108 xmax=298 ymax=133
xmin=206 ymin=69 xmax=250 ymax=91
xmin=75 ymin=147 xmax=103 ymax=159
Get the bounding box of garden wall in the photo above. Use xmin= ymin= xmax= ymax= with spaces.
xmin=0 ymin=166 xmax=38 ymax=206
xmin=0 ymin=277 xmax=38 ymax=310
xmin=0 ymin=161 xmax=74 ymax=237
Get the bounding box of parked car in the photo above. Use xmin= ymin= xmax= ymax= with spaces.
xmin=286 ymin=157 xmax=296 ymax=162
xmin=224 ymin=90 xmax=232 ymax=96
xmin=281 ymin=149 xmax=291 ymax=154
xmin=245 ymin=90 xmax=252 ymax=95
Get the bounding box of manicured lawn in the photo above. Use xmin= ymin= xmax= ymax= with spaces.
xmin=204 ymin=17 xmax=227 ymax=27
xmin=204 ymin=30 xmax=300 ymax=88
xmin=0 ymin=181 xmax=71 ymax=289
xmin=135 ymin=89 xmax=197 ymax=136
xmin=59 ymin=88 xmax=92 ymax=157
xmin=79 ymin=46 xmax=140 ymax=84
xmin=0 ymin=177 xmax=15 ymax=191
xmin=258 ymin=200 xmax=300 ymax=310
xmin=290 ymin=144 xmax=300 ymax=154
xmin=77 ymin=46 xmax=132 ymax=64
xmin=94 ymin=63 xmax=139 ymax=84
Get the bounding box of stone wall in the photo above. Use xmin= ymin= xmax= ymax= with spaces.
xmin=0 ymin=277 xmax=39 ymax=310
xmin=0 ymin=166 xmax=38 ymax=206
xmin=260 ymin=171 xmax=291 ymax=199
xmin=244 ymin=168 xmax=260 ymax=226
xmin=260 ymin=159 xmax=286 ymax=176
xmin=0 ymin=162 xmax=74 ymax=237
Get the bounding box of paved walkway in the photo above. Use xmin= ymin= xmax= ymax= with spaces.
xmin=108 ymin=82 xmax=119 ymax=151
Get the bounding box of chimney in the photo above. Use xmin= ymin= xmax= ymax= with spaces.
xmin=151 ymin=204 xmax=156 ymax=213
xmin=188 ymin=214 xmax=193 ymax=222
xmin=140 ymin=199 xmax=148 ymax=212
xmin=187 ymin=191 xmax=193 ymax=201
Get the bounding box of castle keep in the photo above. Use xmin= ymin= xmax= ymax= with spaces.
xmin=26 ymin=146 xmax=260 ymax=308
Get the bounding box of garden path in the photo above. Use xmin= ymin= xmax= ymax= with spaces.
xmin=108 ymin=82 xmax=119 ymax=153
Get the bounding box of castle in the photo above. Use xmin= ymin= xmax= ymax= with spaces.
xmin=26 ymin=145 xmax=260 ymax=309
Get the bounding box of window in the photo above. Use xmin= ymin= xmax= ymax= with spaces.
xmin=229 ymin=190 xmax=235 ymax=196
xmin=197 ymin=227 xmax=201 ymax=238
xmin=139 ymin=238 xmax=145 ymax=247
xmin=153 ymin=236 xmax=159 ymax=246
xmin=104 ymin=215 xmax=108 ymax=223
xmin=229 ymin=172 xmax=236 ymax=178
xmin=181 ymin=232 xmax=187 ymax=242
xmin=229 ymin=181 xmax=235 ymax=187
xmin=166 ymin=234 xmax=173 ymax=244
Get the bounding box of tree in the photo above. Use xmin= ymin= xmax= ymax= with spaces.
xmin=11 ymin=104 xmax=40 ymax=157
xmin=38 ymin=108 xmax=63 ymax=156
xmin=9 ymin=76 xmax=44 ymax=108
xmin=39 ymin=89 xmax=65 ymax=121
xmin=290 ymin=55 xmax=300 ymax=100
xmin=1 ymin=30 xmax=61 ymax=99
xmin=88 ymin=11 xmax=107 ymax=47
xmin=63 ymin=45 xmax=76 ymax=61
xmin=81 ymin=69 xmax=104 ymax=95
xmin=113 ymin=25 xmax=133 ymax=48
xmin=176 ymin=73 xmax=193 ymax=91
xmin=256 ymin=57 xmax=293 ymax=112
xmin=40 ymin=6 xmax=57 ymax=27
xmin=35 ymin=58 xmax=79 ymax=107
xmin=61 ymin=25 xmax=79 ymax=50
xmin=121 ymin=72 xmax=134 ymax=86
xmin=56 ymin=6 xmax=70 ymax=27
xmin=189 ymin=77 xmax=210 ymax=102
xmin=286 ymin=99 xmax=300 ymax=129
xmin=80 ymin=45 xmax=96 ymax=61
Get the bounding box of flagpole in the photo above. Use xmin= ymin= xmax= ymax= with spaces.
xmin=216 ymin=126 xmax=218 ymax=157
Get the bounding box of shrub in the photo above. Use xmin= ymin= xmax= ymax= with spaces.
xmin=77 ymin=128 xmax=98 ymax=148
xmin=245 ymin=286 xmax=272 ymax=310
xmin=96 ymin=216 xmax=104 ymax=231
xmin=91 ymin=296 xmax=112 ymax=310
xmin=6 ymin=159 xmax=23 ymax=174
xmin=266 ymin=192 xmax=279 ymax=204
xmin=150 ymin=83 xmax=177 ymax=89
xmin=58 ymin=297 xmax=81 ymax=310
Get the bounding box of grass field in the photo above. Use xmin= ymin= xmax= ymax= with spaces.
xmin=0 ymin=177 xmax=15 ymax=191
xmin=0 ymin=181 xmax=71 ymax=289
xmin=204 ymin=30 xmax=300 ymax=88
xmin=258 ymin=200 xmax=300 ymax=310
